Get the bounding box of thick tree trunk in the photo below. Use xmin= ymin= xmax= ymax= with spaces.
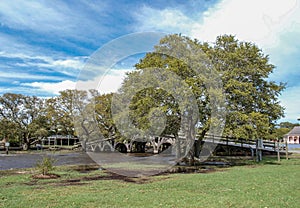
xmin=22 ymin=133 xmax=31 ymax=151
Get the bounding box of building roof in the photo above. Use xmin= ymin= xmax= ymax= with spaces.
xmin=45 ymin=135 xmax=78 ymax=139
xmin=286 ymin=126 xmax=300 ymax=136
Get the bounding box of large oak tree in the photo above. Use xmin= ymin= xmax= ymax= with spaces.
xmin=121 ymin=34 xmax=284 ymax=142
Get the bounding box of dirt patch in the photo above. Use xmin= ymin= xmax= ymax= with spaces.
xmin=64 ymin=166 xmax=227 ymax=185
xmin=80 ymin=172 xmax=150 ymax=184
xmin=54 ymin=181 xmax=87 ymax=187
xmin=71 ymin=164 xmax=100 ymax=173
xmin=55 ymin=171 xmax=153 ymax=186
xmin=24 ymin=180 xmax=38 ymax=186
xmin=167 ymin=165 xmax=227 ymax=174
xmin=21 ymin=162 xmax=233 ymax=187
xmin=0 ymin=169 xmax=35 ymax=177
xmin=28 ymin=172 xmax=151 ymax=187
xmin=32 ymin=173 xmax=60 ymax=179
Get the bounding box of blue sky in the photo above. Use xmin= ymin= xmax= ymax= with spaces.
xmin=0 ymin=0 xmax=299 ymax=123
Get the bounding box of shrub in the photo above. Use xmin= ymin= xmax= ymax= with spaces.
xmin=36 ymin=156 xmax=56 ymax=175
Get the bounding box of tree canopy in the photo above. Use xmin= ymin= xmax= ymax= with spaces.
xmin=119 ymin=34 xmax=285 ymax=140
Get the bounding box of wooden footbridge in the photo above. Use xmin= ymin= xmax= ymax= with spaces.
xmin=84 ymin=136 xmax=175 ymax=154
xmin=83 ymin=134 xmax=286 ymax=158
xmin=199 ymin=134 xmax=286 ymax=158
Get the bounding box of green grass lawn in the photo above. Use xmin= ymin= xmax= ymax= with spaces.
xmin=0 ymin=156 xmax=299 ymax=208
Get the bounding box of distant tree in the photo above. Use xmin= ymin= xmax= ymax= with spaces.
xmin=45 ymin=90 xmax=76 ymax=136
xmin=272 ymin=127 xmax=290 ymax=140
xmin=279 ymin=121 xmax=298 ymax=129
xmin=94 ymin=93 xmax=119 ymax=139
xmin=0 ymin=93 xmax=44 ymax=148
xmin=72 ymin=89 xmax=104 ymax=150
xmin=0 ymin=118 xmax=19 ymax=144
xmin=267 ymin=121 xmax=298 ymax=140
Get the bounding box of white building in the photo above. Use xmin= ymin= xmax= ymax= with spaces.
xmin=284 ymin=126 xmax=300 ymax=144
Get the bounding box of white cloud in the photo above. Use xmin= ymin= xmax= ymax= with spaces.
xmin=134 ymin=0 xmax=300 ymax=48
xmin=0 ymin=71 xmax=62 ymax=81
xmin=76 ymin=69 xmax=131 ymax=94
xmin=97 ymin=69 xmax=130 ymax=93
xmin=192 ymin=0 xmax=300 ymax=48
xmin=279 ymin=86 xmax=300 ymax=122
xmin=52 ymin=59 xmax=85 ymax=69
xmin=0 ymin=51 xmax=86 ymax=77
xmin=133 ymin=6 xmax=198 ymax=35
xmin=0 ymin=33 xmax=38 ymax=56
xmin=0 ymin=85 xmax=38 ymax=95
xmin=0 ymin=1 xmax=66 ymax=32
xmin=22 ymin=69 xmax=131 ymax=95
xmin=22 ymin=80 xmax=76 ymax=95
xmin=0 ymin=1 xmax=110 ymax=42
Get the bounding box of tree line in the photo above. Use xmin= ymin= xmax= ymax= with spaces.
xmin=0 ymin=34 xmax=291 ymax=147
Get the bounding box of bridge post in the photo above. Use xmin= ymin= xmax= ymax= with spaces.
xmin=285 ymin=139 xmax=289 ymax=160
xmin=250 ymin=147 xmax=254 ymax=160
xmin=277 ymin=140 xmax=280 ymax=162
xmin=5 ymin=142 xmax=10 ymax=155
xmin=194 ymin=140 xmax=201 ymax=158
xmin=256 ymin=139 xmax=263 ymax=162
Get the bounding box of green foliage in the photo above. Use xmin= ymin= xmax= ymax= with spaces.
xmin=201 ymin=35 xmax=285 ymax=139
xmin=279 ymin=121 xmax=298 ymax=129
xmin=94 ymin=93 xmax=119 ymax=139
xmin=0 ymin=119 xmax=19 ymax=140
xmin=130 ymin=88 xmax=181 ymax=136
xmin=0 ymin=89 xmax=93 ymax=145
xmin=0 ymin=93 xmax=45 ymax=143
xmin=45 ymin=89 xmax=79 ymax=136
xmin=36 ymin=156 xmax=56 ymax=175
xmin=267 ymin=121 xmax=299 ymax=140
xmin=124 ymin=34 xmax=284 ymax=140
xmin=273 ymin=127 xmax=291 ymax=139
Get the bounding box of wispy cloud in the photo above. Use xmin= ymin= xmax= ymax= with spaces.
xmin=0 ymin=85 xmax=40 ymax=95
xmin=190 ymin=0 xmax=300 ymax=92
xmin=279 ymin=85 xmax=300 ymax=122
xmin=132 ymin=6 xmax=201 ymax=35
xmin=192 ymin=0 xmax=299 ymax=48
xmin=0 ymin=1 xmax=110 ymax=41
xmin=96 ymin=69 xmax=131 ymax=93
xmin=21 ymin=69 xmax=131 ymax=96
xmin=72 ymin=68 xmax=131 ymax=94
xmin=0 ymin=71 xmax=63 ymax=81
xmin=0 ymin=0 xmax=131 ymax=96
xmin=0 ymin=51 xmax=86 ymax=77
xmin=21 ymin=80 xmax=76 ymax=95
xmin=0 ymin=1 xmax=67 ymax=32
xmin=133 ymin=0 xmax=300 ymax=48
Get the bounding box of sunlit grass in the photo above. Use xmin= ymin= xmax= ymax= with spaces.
xmin=0 ymin=155 xmax=299 ymax=208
